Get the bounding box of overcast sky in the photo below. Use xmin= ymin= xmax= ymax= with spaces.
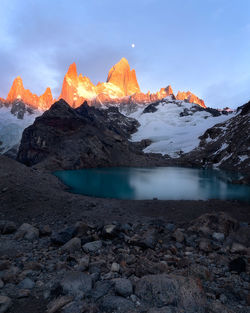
xmin=0 ymin=0 xmax=249 ymax=108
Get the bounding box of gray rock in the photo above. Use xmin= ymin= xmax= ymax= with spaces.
xmin=76 ymin=255 xmax=89 ymax=271
xmin=39 ymin=224 xmax=52 ymax=236
xmin=212 ymin=232 xmax=225 ymax=241
xmin=17 ymin=289 xmax=31 ymax=298
xmin=130 ymin=230 xmax=157 ymax=249
xmin=82 ymin=240 xmax=102 ymax=253
xmin=61 ymin=237 xmax=81 ymax=253
xmin=173 ymin=229 xmax=185 ymax=243
xmin=74 ymin=221 xmax=89 ymax=237
xmin=0 ymin=279 xmax=4 ymax=289
xmin=111 ymin=262 xmax=120 ymax=273
xmin=102 ymin=224 xmax=119 ymax=238
xmin=90 ymin=281 xmax=113 ymax=301
xmin=230 ymin=242 xmax=247 ymax=254
xmin=15 ymin=223 xmax=39 ymax=241
xmin=51 ymin=227 xmax=75 ymax=246
xmin=189 ymin=212 xmax=239 ymax=236
xmin=18 ymin=277 xmax=35 ymax=289
xmin=60 ymin=272 xmax=92 ymax=298
xmin=2 ymin=221 xmax=17 ymax=234
xmin=166 ymin=223 xmax=175 ymax=232
xmin=0 ymin=296 xmax=12 ymax=313
xmin=101 ymin=296 xmax=134 ymax=312
xmin=199 ymin=239 xmax=212 ymax=252
xmin=114 ymin=278 xmax=133 ymax=297
xmin=135 ymin=274 xmax=206 ymax=312
xmin=47 ymin=296 xmax=73 ymax=313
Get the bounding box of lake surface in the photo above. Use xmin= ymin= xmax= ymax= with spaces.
xmin=54 ymin=167 xmax=250 ymax=202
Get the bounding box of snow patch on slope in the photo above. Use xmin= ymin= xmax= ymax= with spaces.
xmin=129 ymin=100 xmax=234 ymax=157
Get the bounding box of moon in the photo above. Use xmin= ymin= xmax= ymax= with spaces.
xmin=131 ymin=43 xmax=135 ymax=48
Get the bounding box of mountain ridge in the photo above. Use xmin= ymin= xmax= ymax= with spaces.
xmin=2 ymin=58 xmax=206 ymax=110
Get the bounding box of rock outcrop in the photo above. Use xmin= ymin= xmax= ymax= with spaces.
xmin=182 ymin=101 xmax=250 ymax=183
xmin=17 ymin=99 xmax=167 ymax=169
xmin=176 ymin=90 xmax=206 ymax=108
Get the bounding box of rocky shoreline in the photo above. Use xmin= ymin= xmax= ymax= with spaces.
xmin=0 ymin=155 xmax=250 ymax=312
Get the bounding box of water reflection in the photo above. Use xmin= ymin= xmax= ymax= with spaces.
xmin=54 ymin=167 xmax=250 ymax=202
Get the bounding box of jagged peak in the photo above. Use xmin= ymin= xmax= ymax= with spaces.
xmin=118 ymin=57 xmax=129 ymax=65
xmin=66 ymin=62 xmax=78 ymax=79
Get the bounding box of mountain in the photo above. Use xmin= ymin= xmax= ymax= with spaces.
xmin=17 ymin=99 xmax=167 ymax=169
xmin=0 ymin=99 xmax=40 ymax=155
xmin=129 ymin=98 xmax=232 ymax=157
xmin=6 ymin=76 xmax=53 ymax=110
xmin=59 ymin=58 xmax=176 ymax=108
xmin=181 ymin=101 xmax=250 ymax=183
xmin=2 ymin=58 xmax=205 ymax=110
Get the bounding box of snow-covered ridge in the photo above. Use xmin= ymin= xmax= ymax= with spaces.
xmin=128 ymin=99 xmax=234 ymax=157
xmin=0 ymin=98 xmax=235 ymax=159
xmin=0 ymin=101 xmax=41 ymax=154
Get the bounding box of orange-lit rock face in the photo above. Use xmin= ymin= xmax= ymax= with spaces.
xmin=106 ymin=58 xmax=140 ymax=96
xmin=4 ymin=58 xmax=206 ymax=109
xmin=6 ymin=77 xmax=54 ymax=110
xmin=58 ymin=59 xmax=177 ymax=107
xmin=176 ymin=91 xmax=206 ymax=108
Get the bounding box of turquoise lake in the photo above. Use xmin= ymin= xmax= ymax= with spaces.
xmin=54 ymin=167 xmax=250 ymax=202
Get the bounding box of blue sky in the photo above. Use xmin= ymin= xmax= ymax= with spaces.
xmin=0 ymin=0 xmax=249 ymax=108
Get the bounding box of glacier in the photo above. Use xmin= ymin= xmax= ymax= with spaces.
xmin=0 ymin=105 xmax=40 ymax=154
xmin=128 ymin=99 xmax=234 ymax=157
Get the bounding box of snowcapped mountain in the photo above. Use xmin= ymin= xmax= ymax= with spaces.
xmin=0 ymin=100 xmax=40 ymax=154
xmin=0 ymin=57 xmax=239 ymax=163
xmin=129 ymin=98 xmax=234 ymax=157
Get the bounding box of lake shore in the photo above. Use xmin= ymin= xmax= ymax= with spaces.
xmin=1 ymin=155 xmax=250 ymax=226
xmin=1 ymin=155 xmax=250 ymax=313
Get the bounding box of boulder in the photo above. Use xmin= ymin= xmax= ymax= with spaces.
xmin=189 ymin=212 xmax=239 ymax=236
xmin=61 ymin=237 xmax=81 ymax=253
xmin=114 ymin=278 xmax=133 ymax=297
xmin=47 ymin=296 xmax=73 ymax=313
xmin=102 ymin=224 xmax=119 ymax=239
xmin=230 ymin=242 xmax=247 ymax=254
xmin=199 ymin=239 xmax=212 ymax=252
xmin=135 ymin=274 xmax=206 ymax=311
xmin=82 ymin=240 xmax=102 ymax=253
xmin=0 ymin=296 xmax=12 ymax=313
xmin=51 ymin=227 xmax=75 ymax=246
xmin=15 ymin=223 xmax=39 ymax=241
xmin=39 ymin=224 xmax=52 ymax=236
xmin=101 ymin=296 xmax=134 ymax=313
xmin=173 ymin=229 xmax=185 ymax=243
xmin=111 ymin=262 xmax=120 ymax=273
xmin=212 ymin=232 xmax=225 ymax=241
xmin=60 ymin=272 xmax=92 ymax=298
xmin=1 ymin=221 xmax=17 ymax=234
xmin=18 ymin=277 xmax=35 ymax=289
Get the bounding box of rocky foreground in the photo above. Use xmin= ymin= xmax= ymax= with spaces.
xmin=0 ymin=211 xmax=249 ymax=313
